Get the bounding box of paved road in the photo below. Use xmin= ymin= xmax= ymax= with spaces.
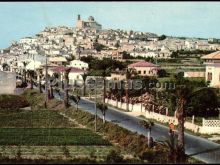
xmin=40 ymin=87 xmax=220 ymax=163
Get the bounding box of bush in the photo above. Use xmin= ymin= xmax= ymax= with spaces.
xmin=0 ymin=94 xmax=29 ymax=109
xmin=106 ymin=149 xmax=123 ymax=163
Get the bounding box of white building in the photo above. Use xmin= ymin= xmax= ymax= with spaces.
xmin=201 ymin=51 xmax=220 ymax=87
xmin=69 ymin=60 xmax=89 ymax=70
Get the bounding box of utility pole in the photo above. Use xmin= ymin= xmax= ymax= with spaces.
xmin=44 ymin=53 xmax=48 ymax=108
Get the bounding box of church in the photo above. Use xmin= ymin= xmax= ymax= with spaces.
xmin=76 ymin=15 xmax=102 ymax=30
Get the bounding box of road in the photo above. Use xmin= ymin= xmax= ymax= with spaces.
xmin=38 ymin=86 xmax=220 ymax=163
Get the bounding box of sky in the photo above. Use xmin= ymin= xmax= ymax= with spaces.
xmin=1 ymin=2 xmax=220 ymax=48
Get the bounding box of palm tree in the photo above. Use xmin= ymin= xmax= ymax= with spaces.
xmin=139 ymin=120 xmax=154 ymax=148
xmin=49 ymin=78 xmax=54 ymax=99
xmin=125 ymin=68 xmax=132 ymax=111
xmin=22 ymin=61 xmax=27 ymax=83
xmin=173 ymin=85 xmax=212 ymax=163
xmin=97 ymin=102 xmax=108 ymax=124
xmin=81 ymin=73 xmax=88 ymax=96
xmin=37 ymin=69 xmax=43 ymax=93
xmin=101 ymin=68 xmax=111 ymax=103
xmin=27 ymin=70 xmax=35 ymax=89
xmin=157 ymin=129 xmax=178 ymax=163
xmin=70 ymin=95 xmax=81 ymax=110
xmin=64 ymin=67 xmax=72 ymax=108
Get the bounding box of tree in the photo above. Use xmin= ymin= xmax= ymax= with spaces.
xmin=81 ymin=73 xmax=88 ymax=96
xmin=173 ymin=85 xmax=192 ymax=163
xmin=125 ymin=68 xmax=132 ymax=111
xmin=97 ymin=102 xmax=108 ymax=124
xmin=106 ymin=149 xmax=123 ymax=163
xmin=49 ymin=77 xmax=55 ymax=99
xmin=37 ymin=70 xmax=43 ymax=93
xmin=101 ymin=68 xmax=112 ymax=103
xmin=27 ymin=70 xmax=35 ymax=89
xmin=139 ymin=120 xmax=154 ymax=135
xmin=93 ymin=42 xmax=106 ymax=52
xmin=157 ymin=129 xmax=178 ymax=163
xmin=115 ymin=41 xmax=120 ymax=48
xmin=187 ymin=88 xmax=219 ymax=117
xmin=22 ymin=61 xmax=28 ymax=83
xmin=157 ymin=69 xmax=167 ymax=78
xmin=171 ymin=51 xmax=178 ymax=58
xmin=64 ymin=67 xmax=72 ymax=108
xmin=158 ymin=34 xmax=166 ymax=40
xmin=70 ymin=95 xmax=81 ymax=111
xmin=2 ymin=63 xmax=9 ymax=71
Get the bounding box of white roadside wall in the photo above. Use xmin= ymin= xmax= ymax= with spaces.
xmin=106 ymin=98 xmax=220 ymax=135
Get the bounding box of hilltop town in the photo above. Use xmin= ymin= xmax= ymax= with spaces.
xmin=0 ymin=14 xmax=220 ymax=164
xmin=1 ymin=14 xmax=220 ymax=70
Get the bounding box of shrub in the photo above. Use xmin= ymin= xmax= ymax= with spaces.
xmin=106 ymin=149 xmax=123 ymax=163
xmin=0 ymin=94 xmax=29 ymax=109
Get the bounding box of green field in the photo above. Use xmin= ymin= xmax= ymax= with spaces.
xmin=0 ymin=145 xmax=120 ymax=160
xmin=0 ymin=109 xmax=76 ymax=128
xmin=0 ymin=128 xmax=110 ymax=146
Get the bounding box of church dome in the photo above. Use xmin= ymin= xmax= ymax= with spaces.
xmin=88 ymin=16 xmax=95 ymax=21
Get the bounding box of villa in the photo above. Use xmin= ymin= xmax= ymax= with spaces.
xmin=128 ymin=60 xmax=159 ymax=76
xmin=201 ymin=51 xmax=220 ymax=87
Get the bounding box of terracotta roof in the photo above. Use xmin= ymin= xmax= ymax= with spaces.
xmin=128 ymin=60 xmax=159 ymax=68
xmin=201 ymin=51 xmax=220 ymax=59
xmin=51 ymin=66 xmax=84 ymax=73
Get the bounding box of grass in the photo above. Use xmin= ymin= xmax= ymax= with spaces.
xmin=0 ymin=109 xmax=76 ymax=128
xmin=0 ymin=128 xmax=110 ymax=146
xmin=0 ymin=88 xmax=203 ymax=163
xmin=0 ymin=145 xmax=118 ymax=160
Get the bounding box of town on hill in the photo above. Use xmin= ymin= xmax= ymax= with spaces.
xmin=0 ymin=13 xmax=220 ymax=164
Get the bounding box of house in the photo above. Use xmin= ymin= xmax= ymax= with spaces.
xmin=26 ymin=60 xmax=42 ymax=71
xmin=69 ymin=60 xmax=89 ymax=71
xmin=50 ymin=66 xmax=85 ymax=86
xmin=49 ymin=57 xmax=67 ymax=66
xmin=201 ymin=51 xmax=220 ymax=87
xmin=100 ymin=50 xmax=123 ymax=60
xmin=128 ymin=60 xmax=159 ymax=76
xmin=185 ymin=40 xmax=196 ymax=50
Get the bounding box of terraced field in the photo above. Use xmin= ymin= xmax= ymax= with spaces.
xmin=0 ymin=146 xmax=121 ymax=160
xmin=0 ymin=107 xmax=124 ymax=162
xmin=0 ymin=128 xmax=110 ymax=146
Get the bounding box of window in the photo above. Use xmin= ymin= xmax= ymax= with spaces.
xmin=143 ymin=71 xmax=146 ymax=74
xmin=208 ymin=72 xmax=212 ymax=81
xmin=138 ymin=71 xmax=141 ymax=74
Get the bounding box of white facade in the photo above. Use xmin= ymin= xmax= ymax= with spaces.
xmin=201 ymin=51 xmax=220 ymax=87
xmin=69 ymin=60 xmax=89 ymax=70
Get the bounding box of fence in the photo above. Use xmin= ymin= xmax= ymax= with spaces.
xmin=105 ymin=98 xmax=220 ymax=135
